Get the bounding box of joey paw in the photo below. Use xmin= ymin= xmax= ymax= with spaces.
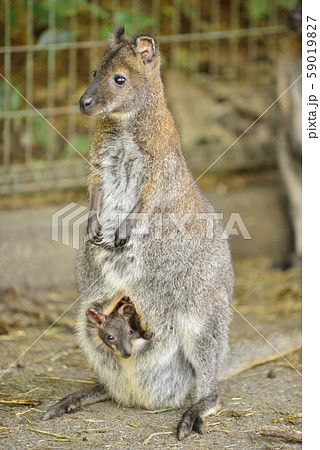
xmin=142 ymin=330 xmax=153 ymax=340
xmin=177 ymin=411 xmax=205 ymax=440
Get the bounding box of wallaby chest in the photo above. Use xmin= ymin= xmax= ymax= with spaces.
xmin=94 ymin=129 xmax=144 ymax=243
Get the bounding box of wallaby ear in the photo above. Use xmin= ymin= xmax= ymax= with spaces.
xmin=86 ymin=308 xmax=106 ymax=327
xmin=135 ymin=36 xmax=156 ymax=63
xmin=109 ymin=26 xmax=131 ymax=48
xmin=118 ymin=303 xmax=135 ymax=317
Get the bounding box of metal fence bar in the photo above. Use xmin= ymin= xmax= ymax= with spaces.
xmin=209 ymin=0 xmax=220 ymax=76
xmin=0 ymin=25 xmax=287 ymax=54
xmin=112 ymin=0 xmax=119 ymax=28
xmin=25 ymin=0 xmax=34 ymax=164
xmin=248 ymin=7 xmax=258 ymax=83
xmin=47 ymin=0 xmax=57 ymax=160
xmin=133 ymin=0 xmax=141 ymax=32
xmin=3 ymin=0 xmax=11 ymax=167
xmin=68 ymin=0 xmax=77 ymax=144
xmin=89 ymin=0 xmax=100 ymax=138
xmin=230 ymin=0 xmax=240 ymax=82
xmin=171 ymin=0 xmax=181 ymax=69
xmin=190 ymin=0 xmax=201 ymax=74
xmin=151 ymin=0 xmax=161 ymax=35
xmin=0 ymin=106 xmax=80 ymax=120
xmin=268 ymin=0 xmax=278 ymax=77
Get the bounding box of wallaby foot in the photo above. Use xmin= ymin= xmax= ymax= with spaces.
xmin=177 ymin=394 xmax=221 ymax=441
xmin=42 ymin=384 xmax=109 ymax=420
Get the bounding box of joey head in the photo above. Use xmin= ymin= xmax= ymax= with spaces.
xmin=86 ymin=303 xmax=152 ymax=359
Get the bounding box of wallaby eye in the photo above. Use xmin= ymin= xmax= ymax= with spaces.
xmin=107 ymin=335 xmax=114 ymax=341
xmin=114 ymin=75 xmax=126 ymax=86
xmin=128 ymin=329 xmax=133 ymax=336
xmin=90 ymin=70 xmax=97 ymax=78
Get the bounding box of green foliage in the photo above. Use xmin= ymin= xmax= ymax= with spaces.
xmin=0 ymin=85 xmax=22 ymax=113
xmin=16 ymin=0 xmax=110 ymax=28
xmin=246 ymin=0 xmax=298 ymax=20
xmin=112 ymin=11 xmax=154 ymax=36
xmin=62 ymin=134 xmax=90 ymax=159
xmin=33 ymin=116 xmax=48 ymax=149
xmin=170 ymin=47 xmax=192 ymax=72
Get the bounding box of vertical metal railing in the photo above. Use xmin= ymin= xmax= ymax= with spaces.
xmin=3 ymin=0 xmax=11 ymax=168
xmin=68 ymin=0 xmax=77 ymax=144
xmin=26 ymin=0 xmax=34 ymax=164
xmin=47 ymin=0 xmax=57 ymax=161
xmin=209 ymin=0 xmax=220 ymax=77
xmin=230 ymin=0 xmax=240 ymax=82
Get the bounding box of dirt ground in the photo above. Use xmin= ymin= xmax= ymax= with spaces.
xmin=0 ymin=255 xmax=301 ymax=449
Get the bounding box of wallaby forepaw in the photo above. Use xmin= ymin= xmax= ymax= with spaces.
xmin=177 ymin=411 xmax=204 ymax=440
xmin=114 ymin=236 xmax=127 ymax=248
xmin=87 ymin=216 xmax=104 ymax=246
xmin=89 ymin=232 xmax=104 ymax=246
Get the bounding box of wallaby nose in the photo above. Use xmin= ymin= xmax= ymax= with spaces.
xmin=83 ymin=97 xmax=92 ymax=107
xmin=122 ymin=351 xmax=132 ymax=359
xmin=79 ymin=95 xmax=93 ymax=113
xmin=81 ymin=96 xmax=92 ymax=108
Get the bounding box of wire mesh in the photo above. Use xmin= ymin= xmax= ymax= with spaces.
xmin=0 ymin=0 xmax=288 ymax=194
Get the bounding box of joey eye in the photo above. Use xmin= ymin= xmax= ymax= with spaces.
xmin=114 ymin=75 xmax=126 ymax=86
xmin=128 ymin=329 xmax=133 ymax=336
xmin=107 ymin=335 xmax=114 ymax=341
xmin=90 ymin=70 xmax=97 ymax=78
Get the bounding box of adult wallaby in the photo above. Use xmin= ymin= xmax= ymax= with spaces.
xmin=43 ymin=27 xmax=234 ymax=440
xmin=86 ymin=303 xmax=153 ymax=359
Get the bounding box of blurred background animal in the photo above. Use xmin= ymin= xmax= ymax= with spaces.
xmin=277 ymin=0 xmax=302 ymax=267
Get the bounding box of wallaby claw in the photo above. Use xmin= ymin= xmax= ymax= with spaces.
xmin=177 ymin=411 xmax=204 ymax=441
xmin=87 ymin=215 xmax=104 ymax=246
xmin=192 ymin=416 xmax=205 ymax=435
xmin=42 ymin=395 xmax=79 ymax=421
xmin=90 ymin=233 xmax=104 ymax=246
xmin=114 ymin=236 xmax=127 ymax=248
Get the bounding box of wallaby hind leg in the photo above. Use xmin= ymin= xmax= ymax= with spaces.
xmin=176 ymin=311 xmax=227 ymax=440
xmin=42 ymin=384 xmax=109 ymax=421
xmin=177 ymin=389 xmax=221 ymax=440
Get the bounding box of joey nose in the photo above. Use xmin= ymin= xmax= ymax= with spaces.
xmin=123 ymin=351 xmax=131 ymax=359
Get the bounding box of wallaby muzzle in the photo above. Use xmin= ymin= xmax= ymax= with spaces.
xmin=79 ymin=79 xmax=101 ymax=116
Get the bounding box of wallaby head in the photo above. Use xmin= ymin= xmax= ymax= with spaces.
xmin=86 ymin=306 xmax=136 ymax=359
xmin=79 ymin=26 xmax=160 ymax=118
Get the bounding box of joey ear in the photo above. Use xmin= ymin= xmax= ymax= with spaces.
xmin=118 ymin=303 xmax=135 ymax=317
xmin=135 ymin=36 xmax=156 ymax=63
xmin=86 ymin=308 xmax=106 ymax=326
